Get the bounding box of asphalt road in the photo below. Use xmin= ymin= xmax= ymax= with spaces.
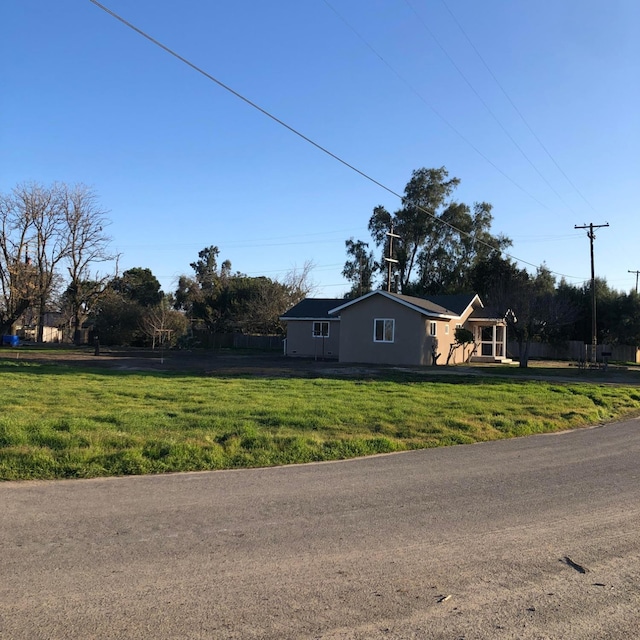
xmin=2 ymin=418 xmax=640 ymax=639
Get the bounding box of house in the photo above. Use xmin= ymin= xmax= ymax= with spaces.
xmin=280 ymin=298 xmax=342 ymax=359
xmin=280 ymin=291 xmax=509 ymax=366
xmin=15 ymin=311 xmax=64 ymax=343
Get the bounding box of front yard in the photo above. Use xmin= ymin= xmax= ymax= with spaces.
xmin=2 ymin=349 xmax=640 ymax=480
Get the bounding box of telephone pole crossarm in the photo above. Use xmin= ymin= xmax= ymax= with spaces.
xmin=385 ymin=225 xmax=401 ymax=292
xmin=628 ymin=270 xmax=640 ymax=295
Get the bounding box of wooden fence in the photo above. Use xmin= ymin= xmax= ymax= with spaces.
xmin=507 ymin=340 xmax=640 ymax=364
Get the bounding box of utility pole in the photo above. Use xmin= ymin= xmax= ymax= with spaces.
xmin=628 ymin=270 xmax=640 ymax=295
xmin=384 ymin=224 xmax=401 ymax=293
xmin=575 ymin=222 xmax=609 ymax=364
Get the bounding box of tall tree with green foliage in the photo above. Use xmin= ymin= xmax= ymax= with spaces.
xmin=364 ymin=167 xmax=509 ymax=295
xmin=111 ymin=267 xmax=162 ymax=307
xmin=476 ymin=258 xmax=577 ymax=367
xmin=175 ymin=247 xmax=314 ymax=337
xmin=92 ymin=268 xmax=163 ymax=345
xmin=342 ymin=238 xmax=376 ymax=298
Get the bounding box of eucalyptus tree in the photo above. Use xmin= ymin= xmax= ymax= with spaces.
xmin=342 ymin=238 xmax=376 ymax=298
xmin=364 ymin=167 xmax=508 ymax=295
xmin=368 ymin=167 xmax=461 ymax=292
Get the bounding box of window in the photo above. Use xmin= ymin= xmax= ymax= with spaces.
xmin=481 ymin=326 xmax=493 ymax=341
xmin=374 ymin=318 xmax=394 ymax=343
xmin=429 ymin=321 xmax=437 ymax=336
xmin=444 ymin=324 xmax=450 ymax=335
xmin=312 ymin=321 xmax=329 ymax=338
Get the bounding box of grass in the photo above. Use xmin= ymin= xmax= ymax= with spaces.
xmin=1 ymin=360 xmax=640 ymax=480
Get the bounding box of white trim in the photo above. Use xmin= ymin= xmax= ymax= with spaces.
xmin=373 ymin=318 xmax=395 ymax=343
xmin=312 ymin=321 xmax=330 ymax=338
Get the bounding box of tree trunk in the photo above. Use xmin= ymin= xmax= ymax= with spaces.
xmin=73 ymin=309 xmax=84 ymax=345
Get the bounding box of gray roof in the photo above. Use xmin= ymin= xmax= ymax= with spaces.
xmin=280 ymin=298 xmax=344 ymax=320
xmin=468 ymin=306 xmax=504 ymax=321
xmin=420 ymin=293 xmax=479 ymax=316
xmin=329 ymin=291 xmax=481 ymax=319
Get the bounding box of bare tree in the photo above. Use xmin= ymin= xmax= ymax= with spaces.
xmin=0 ymin=182 xmax=114 ymax=342
xmin=140 ymin=296 xmax=188 ymax=348
xmin=281 ymin=260 xmax=317 ymax=306
xmin=60 ymin=184 xmax=115 ymax=344
xmin=0 ymin=186 xmax=40 ymax=334
xmin=22 ymin=183 xmax=69 ymax=342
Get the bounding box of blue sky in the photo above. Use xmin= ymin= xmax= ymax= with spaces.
xmin=2 ymin=1 xmax=639 ymax=297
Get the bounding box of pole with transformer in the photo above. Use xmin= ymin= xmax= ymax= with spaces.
xmin=575 ymin=222 xmax=609 ymax=364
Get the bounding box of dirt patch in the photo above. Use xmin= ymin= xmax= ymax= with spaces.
xmin=2 ymin=345 xmax=639 ymax=383
xmin=0 ymin=345 xmax=366 ymax=377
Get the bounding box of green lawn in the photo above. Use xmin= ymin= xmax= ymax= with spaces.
xmin=2 ymin=360 xmax=640 ymax=480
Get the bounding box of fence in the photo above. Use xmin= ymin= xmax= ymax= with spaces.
xmin=191 ymin=330 xmax=284 ymax=351
xmin=507 ymin=340 xmax=640 ymax=364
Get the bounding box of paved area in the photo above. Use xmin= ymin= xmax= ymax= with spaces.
xmin=2 ymin=417 xmax=640 ymax=638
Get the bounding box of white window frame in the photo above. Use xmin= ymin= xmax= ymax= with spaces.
xmin=373 ymin=318 xmax=395 ymax=343
xmin=312 ymin=321 xmax=329 ymax=338
xmin=429 ymin=321 xmax=437 ymax=336
xmin=444 ymin=324 xmax=450 ymax=335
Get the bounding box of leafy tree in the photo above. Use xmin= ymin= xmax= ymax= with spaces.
xmin=480 ymin=261 xmax=577 ymax=367
xmin=90 ymin=288 xmax=143 ymax=346
xmin=614 ymin=291 xmax=640 ymax=347
xmin=446 ymin=327 xmax=476 ymax=365
xmin=188 ymin=246 xmax=233 ymax=291
xmin=558 ymin=279 xmax=640 ymax=348
xmin=91 ymin=268 xmax=163 ymax=345
xmin=417 ymin=201 xmax=511 ymax=294
xmin=175 ymin=248 xmax=315 ymax=337
xmin=342 ymin=238 xmax=376 ymax=298
xmin=111 ymin=267 xmax=162 ymax=307
xmin=365 ymin=167 xmax=509 ymax=295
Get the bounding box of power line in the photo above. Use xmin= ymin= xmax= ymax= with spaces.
xmin=402 ymin=0 xmax=577 ymax=216
xmin=87 ymin=0 xmax=582 ymax=281
xmin=321 ymin=0 xmax=551 ymax=212
xmin=439 ymin=0 xmax=599 ymax=215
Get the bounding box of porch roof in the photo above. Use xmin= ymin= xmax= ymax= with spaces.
xmin=467 ymin=306 xmax=505 ymax=322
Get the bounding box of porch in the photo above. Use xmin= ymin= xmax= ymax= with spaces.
xmin=470 ymin=323 xmax=512 ymax=364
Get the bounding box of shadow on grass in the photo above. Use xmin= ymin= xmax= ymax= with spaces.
xmin=0 ymin=357 xmax=535 ymax=388
xmin=1 ymin=348 xmax=638 ymax=386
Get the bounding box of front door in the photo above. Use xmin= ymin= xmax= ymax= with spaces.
xmin=480 ymin=326 xmax=494 ymax=357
